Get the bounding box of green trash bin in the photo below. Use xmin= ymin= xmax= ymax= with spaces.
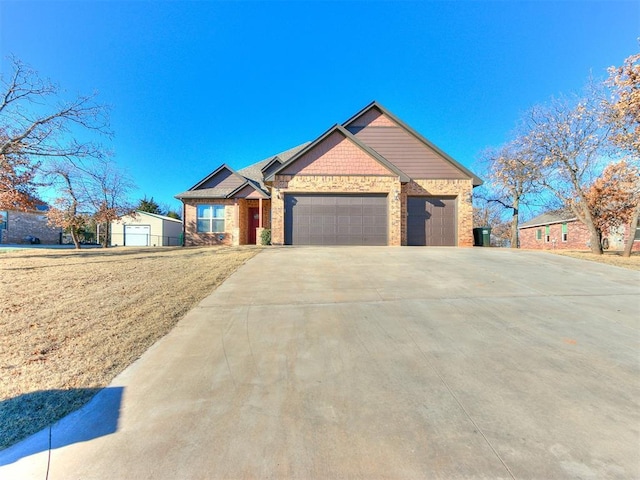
xmin=473 ymin=227 xmax=491 ymax=246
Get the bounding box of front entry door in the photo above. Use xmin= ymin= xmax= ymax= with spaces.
xmin=248 ymin=207 xmax=259 ymax=244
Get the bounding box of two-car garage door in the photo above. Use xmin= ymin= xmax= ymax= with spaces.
xmin=283 ymin=194 xmax=456 ymax=246
xmin=285 ymin=194 xmax=388 ymax=245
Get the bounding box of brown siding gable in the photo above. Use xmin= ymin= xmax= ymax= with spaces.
xmin=187 ymin=164 xmax=246 ymax=191
xmin=343 ymin=101 xmax=483 ymax=186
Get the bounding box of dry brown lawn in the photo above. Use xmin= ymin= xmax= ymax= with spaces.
xmin=0 ymin=245 xmax=260 ymax=450
xmin=545 ymin=249 xmax=640 ymax=270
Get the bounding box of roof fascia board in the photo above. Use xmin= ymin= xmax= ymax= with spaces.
xmin=518 ymin=217 xmax=578 ymax=229
xmin=132 ymin=210 xmax=182 ymax=223
xmin=227 ymin=180 xmax=270 ymax=199
xmin=344 ymin=101 xmax=484 ymax=186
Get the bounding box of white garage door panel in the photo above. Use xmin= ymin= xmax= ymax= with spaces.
xmin=125 ymin=225 xmax=150 ymax=246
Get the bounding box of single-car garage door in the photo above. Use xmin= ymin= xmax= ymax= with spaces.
xmin=285 ymin=194 xmax=388 ymax=245
xmin=124 ymin=225 xmax=150 ymax=246
xmin=407 ymin=197 xmax=456 ymax=246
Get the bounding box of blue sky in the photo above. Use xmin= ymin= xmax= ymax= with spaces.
xmin=1 ymin=1 xmax=638 ymax=212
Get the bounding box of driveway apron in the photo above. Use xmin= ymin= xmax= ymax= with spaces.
xmin=1 ymin=247 xmax=639 ymax=479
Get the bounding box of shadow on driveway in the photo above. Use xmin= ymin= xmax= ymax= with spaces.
xmin=0 ymin=387 xmax=123 ymax=466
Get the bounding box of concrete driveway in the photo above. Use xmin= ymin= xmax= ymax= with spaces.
xmin=1 ymin=247 xmax=639 ymax=479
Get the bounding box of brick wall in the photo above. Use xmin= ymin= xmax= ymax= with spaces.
xmin=183 ymin=198 xmax=272 ymax=246
xmin=0 ymin=210 xmax=61 ymax=244
xmin=403 ymin=179 xmax=474 ymax=247
xmin=520 ymin=220 xmax=640 ymax=252
xmin=621 ymin=223 xmax=640 ymax=252
xmin=271 ymin=175 xmax=401 ymax=245
xmin=183 ymin=199 xmax=237 ymax=246
xmin=519 ymin=221 xmax=591 ymax=250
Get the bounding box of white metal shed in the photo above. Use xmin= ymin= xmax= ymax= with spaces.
xmin=110 ymin=211 xmax=183 ymax=247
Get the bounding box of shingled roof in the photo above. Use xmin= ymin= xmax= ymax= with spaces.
xmin=175 ymin=143 xmax=309 ymax=200
xmin=237 ymin=143 xmax=309 ymax=190
xmin=519 ymin=210 xmax=577 ymax=229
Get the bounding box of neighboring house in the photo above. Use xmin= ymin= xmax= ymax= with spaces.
xmin=519 ymin=210 xmax=640 ymax=251
xmin=0 ymin=204 xmax=62 ymax=244
xmin=110 ymin=211 xmax=183 ymax=247
xmin=176 ymin=101 xmax=483 ymax=247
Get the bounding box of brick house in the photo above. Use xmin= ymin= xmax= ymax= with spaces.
xmin=176 ymin=101 xmax=483 ymax=247
xmin=519 ymin=210 xmax=640 ymax=251
xmin=0 ymin=204 xmax=62 ymax=245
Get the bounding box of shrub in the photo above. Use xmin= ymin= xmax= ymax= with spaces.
xmin=260 ymin=228 xmax=271 ymax=245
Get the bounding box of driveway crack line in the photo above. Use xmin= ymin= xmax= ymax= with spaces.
xmin=245 ymin=306 xmax=262 ymax=380
xmin=45 ymin=425 xmax=52 ymax=480
xmin=403 ymin=320 xmax=517 ymax=480
xmin=221 ymin=317 xmax=237 ymax=389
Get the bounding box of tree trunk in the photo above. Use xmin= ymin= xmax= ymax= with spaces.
xmin=510 ymin=200 xmax=519 ymax=248
xmin=622 ymin=202 xmax=640 ymax=258
xmin=102 ymin=222 xmax=110 ymax=248
xmin=70 ymin=228 xmax=81 ymax=249
xmin=586 ymin=220 xmax=603 ymax=255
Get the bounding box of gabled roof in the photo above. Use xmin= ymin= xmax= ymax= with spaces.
xmin=261 ymin=156 xmax=281 ymax=172
xmin=343 ymin=101 xmax=483 ymax=186
xmin=187 ymin=164 xmax=244 ymax=191
xmin=518 ymin=210 xmax=577 ymax=229
xmin=237 ymin=143 xmax=309 ymax=191
xmin=176 ymin=144 xmax=310 ymax=200
xmin=175 ymin=164 xmax=251 ymax=199
xmin=264 ymin=124 xmax=410 ymax=183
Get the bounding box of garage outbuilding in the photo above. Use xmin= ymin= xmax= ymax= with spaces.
xmin=111 ymin=211 xmax=183 ymax=247
xmin=284 ymin=194 xmax=388 ymax=246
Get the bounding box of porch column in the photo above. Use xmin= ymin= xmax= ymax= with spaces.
xmin=232 ymin=199 xmax=240 ymax=246
xmin=258 ymin=198 xmax=263 ymax=228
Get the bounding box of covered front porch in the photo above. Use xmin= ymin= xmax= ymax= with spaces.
xmin=234 ymin=197 xmax=271 ymax=246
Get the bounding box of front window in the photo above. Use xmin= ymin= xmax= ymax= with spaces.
xmin=197 ymin=205 xmax=225 ymax=233
xmin=0 ymin=211 xmax=7 ymax=230
xmin=635 ymin=219 xmax=640 ymax=241
xmin=536 ymin=229 xmax=542 ymax=240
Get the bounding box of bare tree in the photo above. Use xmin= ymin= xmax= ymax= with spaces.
xmin=477 ymin=140 xmax=540 ymax=248
xmin=44 ymin=156 xmax=136 ymax=249
xmin=0 ymin=55 xmax=110 ymax=210
xmin=45 ymin=161 xmax=91 ymax=249
xmin=472 ymin=192 xmax=511 ymax=246
xmin=524 ymin=87 xmax=610 ymax=254
xmin=604 ymin=51 xmax=640 ymax=257
xmin=88 ymin=158 xmax=136 ymax=247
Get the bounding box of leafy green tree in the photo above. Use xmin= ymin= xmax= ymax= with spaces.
xmin=166 ymin=210 xmax=181 ymax=220
xmin=137 ymin=196 xmax=162 ymax=214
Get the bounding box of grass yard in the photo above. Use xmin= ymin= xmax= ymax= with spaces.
xmin=0 ymin=246 xmax=260 ymax=450
xmin=547 ymin=249 xmax=640 ymax=270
